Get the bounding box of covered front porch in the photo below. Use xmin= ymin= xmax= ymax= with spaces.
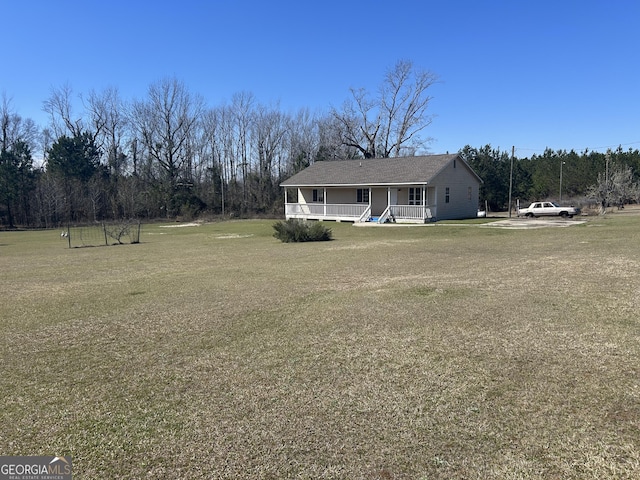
xmin=283 ymin=186 xmax=437 ymax=224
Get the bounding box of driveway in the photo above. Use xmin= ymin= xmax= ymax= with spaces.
xmin=480 ymin=217 xmax=587 ymax=229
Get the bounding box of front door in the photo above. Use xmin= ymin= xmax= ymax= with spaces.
xmin=371 ymin=188 xmax=387 ymax=215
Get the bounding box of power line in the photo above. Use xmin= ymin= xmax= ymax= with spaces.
xmin=588 ymin=140 xmax=640 ymax=151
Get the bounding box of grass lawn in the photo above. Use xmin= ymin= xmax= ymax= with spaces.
xmin=1 ymin=214 xmax=639 ymax=479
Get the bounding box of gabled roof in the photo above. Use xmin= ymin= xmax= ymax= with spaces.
xmin=280 ymin=154 xmax=481 ymax=187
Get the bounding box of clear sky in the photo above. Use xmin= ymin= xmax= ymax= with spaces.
xmin=2 ymin=0 xmax=639 ymax=157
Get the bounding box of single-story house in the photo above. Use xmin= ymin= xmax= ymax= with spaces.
xmin=280 ymin=154 xmax=482 ymax=223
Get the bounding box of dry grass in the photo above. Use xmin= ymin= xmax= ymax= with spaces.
xmin=1 ymin=215 xmax=639 ymax=479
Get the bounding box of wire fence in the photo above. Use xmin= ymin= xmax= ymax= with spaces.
xmin=64 ymin=220 xmax=142 ymax=248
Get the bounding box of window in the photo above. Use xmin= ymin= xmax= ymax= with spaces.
xmin=445 ymin=187 xmax=450 ymax=204
xmin=356 ymin=188 xmax=369 ymax=203
xmin=468 ymin=186 xmax=472 ymax=201
xmin=408 ymin=187 xmax=422 ymax=205
xmin=312 ymin=189 xmax=324 ymax=202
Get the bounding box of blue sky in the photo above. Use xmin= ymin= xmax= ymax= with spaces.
xmin=3 ymin=0 xmax=639 ymax=156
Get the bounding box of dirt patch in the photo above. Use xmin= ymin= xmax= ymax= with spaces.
xmin=159 ymin=222 xmax=201 ymax=228
xmin=215 ymin=234 xmax=254 ymax=239
xmin=481 ymin=218 xmax=587 ymax=229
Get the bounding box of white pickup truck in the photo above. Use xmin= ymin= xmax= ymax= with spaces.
xmin=517 ymin=201 xmax=580 ymax=218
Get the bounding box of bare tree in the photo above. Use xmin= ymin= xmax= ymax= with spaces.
xmin=379 ymin=60 xmax=437 ymax=157
xmin=33 ymin=171 xmax=65 ymax=228
xmin=192 ymin=107 xmax=223 ymax=211
xmin=252 ymin=103 xmax=287 ymax=209
xmin=40 ymin=128 xmax=54 ymax=167
xmin=0 ymin=94 xmax=10 ymax=151
xmin=230 ymin=91 xmax=255 ymax=207
xmin=286 ymin=108 xmax=319 ymax=174
xmin=332 ymin=87 xmax=379 ymax=158
xmin=80 ymin=91 xmax=107 ymax=148
xmin=217 ymin=105 xmax=239 ymax=208
xmin=610 ymin=165 xmax=639 ymax=207
xmin=130 ymin=77 xmax=204 ymax=216
xmin=586 ymin=161 xmax=639 ymax=213
xmin=43 ymin=83 xmax=84 ymax=139
xmin=1 ymin=94 xmax=39 ymax=152
xmin=315 ymin=113 xmax=360 ymax=161
xmin=84 ymin=87 xmax=130 ymax=182
xmin=331 ymin=60 xmax=437 ymax=159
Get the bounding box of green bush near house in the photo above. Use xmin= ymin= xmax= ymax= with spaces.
xmin=272 ymin=218 xmax=333 ymax=242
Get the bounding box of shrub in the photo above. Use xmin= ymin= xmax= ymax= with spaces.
xmin=273 ymin=219 xmax=333 ymax=243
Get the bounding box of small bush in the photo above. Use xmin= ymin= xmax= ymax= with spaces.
xmin=273 ymin=219 xmax=333 ymax=243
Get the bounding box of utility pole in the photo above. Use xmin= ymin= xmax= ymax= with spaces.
xmin=508 ymin=146 xmax=514 ymax=217
xmin=605 ymin=152 xmax=610 ymax=212
xmin=559 ymin=161 xmax=565 ymax=202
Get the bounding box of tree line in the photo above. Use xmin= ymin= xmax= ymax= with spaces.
xmin=460 ymin=145 xmax=640 ymax=213
xmin=1 ymin=60 xmax=440 ymax=227
xmin=2 ymin=60 xmax=639 ymax=228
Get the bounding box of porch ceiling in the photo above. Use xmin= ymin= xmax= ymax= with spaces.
xmin=286 ymin=182 xmax=429 ymax=188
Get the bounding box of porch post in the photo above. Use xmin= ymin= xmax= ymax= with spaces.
xmin=284 ymin=188 xmax=288 ymax=218
xmin=324 ymin=187 xmax=327 ymax=216
xmin=422 ymin=185 xmax=426 ymax=220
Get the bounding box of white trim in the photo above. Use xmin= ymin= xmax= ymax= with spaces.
xmin=282 ymin=182 xmax=430 ymax=188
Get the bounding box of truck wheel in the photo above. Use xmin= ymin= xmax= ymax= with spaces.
xmin=526 ymin=213 xmax=534 ymax=218
xmin=560 ymin=211 xmax=569 ymax=218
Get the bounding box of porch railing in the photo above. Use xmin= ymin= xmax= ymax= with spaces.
xmin=388 ymin=204 xmax=434 ymax=221
xmin=285 ymin=203 xmax=435 ymax=222
xmin=285 ymin=203 xmax=369 ymax=219
xmin=357 ymin=205 xmax=372 ymax=223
